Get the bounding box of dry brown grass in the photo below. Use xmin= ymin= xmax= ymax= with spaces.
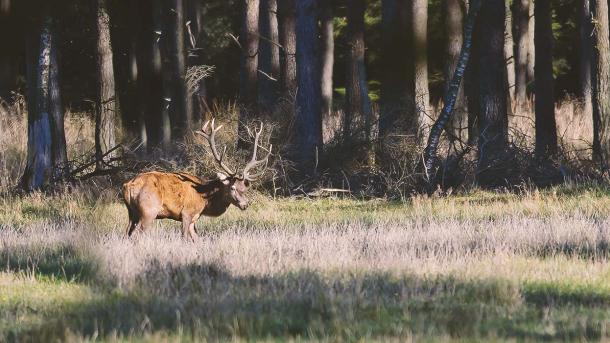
xmin=1 ymin=97 xmax=609 ymax=341
xmin=3 ymin=192 xmax=610 ymax=340
xmin=509 ymin=98 xmax=594 ymax=156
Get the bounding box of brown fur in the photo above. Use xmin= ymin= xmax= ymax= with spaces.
xmin=122 ymin=171 xmax=249 ymax=241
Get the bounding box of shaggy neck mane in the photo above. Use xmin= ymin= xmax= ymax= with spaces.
xmin=194 ymin=178 xmax=225 ymax=199
xmin=195 ymin=177 xmax=233 ymax=217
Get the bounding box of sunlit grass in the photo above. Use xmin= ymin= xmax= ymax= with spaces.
xmin=2 ymin=182 xmax=610 ymax=230
xmin=2 ymin=186 xmax=610 ymax=340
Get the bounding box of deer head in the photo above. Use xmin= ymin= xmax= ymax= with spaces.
xmin=196 ymin=119 xmax=272 ymax=210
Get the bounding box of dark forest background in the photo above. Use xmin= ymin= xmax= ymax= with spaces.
xmin=0 ymin=0 xmax=608 ymax=195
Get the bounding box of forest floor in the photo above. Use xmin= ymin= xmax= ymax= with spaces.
xmin=2 ymin=184 xmax=610 ymax=341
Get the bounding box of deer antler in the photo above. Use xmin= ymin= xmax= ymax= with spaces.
xmin=243 ymin=122 xmax=273 ymax=181
xmin=196 ymin=119 xmax=237 ymax=176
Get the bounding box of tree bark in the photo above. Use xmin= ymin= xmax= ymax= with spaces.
xmin=95 ymin=0 xmax=118 ymax=169
xmin=379 ymin=0 xmax=409 ymax=136
xmin=443 ymin=0 xmax=467 ymax=141
xmin=114 ymin=0 xmax=142 ymax=143
xmin=477 ymin=0 xmax=508 ymax=186
xmin=238 ymin=0 xmax=260 ymax=147
xmin=22 ymin=15 xmax=66 ymax=190
xmin=591 ymin=0 xmax=610 ymax=169
xmin=165 ymin=0 xmax=190 ymax=140
xmin=278 ymin=0 xmax=297 ymax=97
xmin=320 ymin=0 xmax=337 ymax=144
xmin=526 ymin=2 xmax=535 ymax=90
xmin=344 ymin=0 xmax=374 ymax=163
xmin=412 ymin=0 xmax=430 ymax=136
xmin=142 ymin=0 xmax=169 ymax=150
xmin=293 ymin=0 xmax=322 ymax=167
xmin=134 ymin=0 xmax=154 ymax=151
xmin=424 ymin=0 xmax=481 ymax=177
xmin=185 ymin=0 xmax=208 ymax=121
xmin=579 ymin=0 xmax=593 ymax=119
xmin=258 ymin=0 xmax=280 ymax=111
xmin=534 ymin=0 xmax=557 ymax=158
xmin=504 ymin=0 xmax=515 ymax=110
xmin=513 ymin=0 xmax=530 ymax=109
xmin=0 ymin=6 xmax=17 ymax=100
xmin=48 ymin=22 xmax=67 ymax=178
xmin=465 ymin=0 xmax=481 ymax=146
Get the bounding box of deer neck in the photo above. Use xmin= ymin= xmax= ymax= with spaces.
xmin=200 ymin=179 xmax=232 ymax=217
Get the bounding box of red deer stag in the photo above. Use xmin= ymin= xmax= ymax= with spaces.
xmin=122 ymin=120 xmax=272 ymax=241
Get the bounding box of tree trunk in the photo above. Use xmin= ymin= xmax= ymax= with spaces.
xmin=238 ymin=0 xmax=260 ymax=147
xmin=115 ymin=0 xmax=142 ymax=143
xmin=345 ymin=0 xmax=374 ymax=163
xmin=424 ymin=0 xmax=482 ymax=177
xmin=141 ymin=0 xmax=168 ymax=150
xmin=379 ymin=0 xmax=409 ymax=136
xmin=504 ymin=0 xmax=515 ymax=111
xmin=293 ymin=0 xmax=322 ymax=167
xmin=164 ymin=0 xmax=190 ymax=140
xmin=22 ymin=15 xmax=65 ymax=190
xmin=527 ymin=2 xmax=535 ymax=90
xmin=477 ymin=0 xmax=508 ymax=186
xmin=513 ymin=0 xmax=529 ymax=109
xmin=320 ymin=0 xmax=337 ymax=144
xmin=278 ymin=0 xmax=297 ymax=97
xmin=258 ymin=0 xmax=280 ymax=111
xmin=592 ymin=0 xmax=610 ymax=168
xmin=465 ymin=0 xmax=481 ymax=146
xmin=534 ymin=0 xmax=557 ymax=157
xmin=186 ymin=0 xmax=208 ymax=121
xmin=0 ymin=6 xmax=16 ymax=100
xmin=579 ymin=0 xmax=593 ymax=119
xmin=443 ymin=0 xmax=467 ymax=141
xmin=95 ymin=0 xmax=118 ymax=169
xmin=48 ymin=22 xmax=67 ymax=178
xmin=134 ymin=0 xmax=153 ymax=151
xmin=412 ymin=0 xmax=430 ymax=136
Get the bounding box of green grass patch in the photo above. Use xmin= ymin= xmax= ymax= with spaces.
xmin=2 ymin=270 xmax=610 ymax=341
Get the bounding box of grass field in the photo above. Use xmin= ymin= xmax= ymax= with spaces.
xmin=2 ymin=185 xmax=610 ymax=341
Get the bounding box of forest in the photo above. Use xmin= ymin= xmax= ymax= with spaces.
xmin=4 ymin=0 xmax=610 ymax=341
xmin=0 ymin=0 xmax=606 ymax=193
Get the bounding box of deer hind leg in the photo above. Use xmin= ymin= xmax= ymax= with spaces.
xmin=127 ymin=219 xmax=142 ymax=237
xmin=126 ymin=208 xmax=140 ymax=237
xmin=137 ymin=204 xmax=159 ymax=234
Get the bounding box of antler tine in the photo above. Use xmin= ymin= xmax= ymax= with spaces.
xmin=243 ymin=122 xmax=272 ymax=181
xmin=195 ymin=119 xmax=236 ymax=176
xmin=244 ymin=144 xmax=273 ymax=181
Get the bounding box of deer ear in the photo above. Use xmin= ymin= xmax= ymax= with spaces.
xmin=217 ymin=172 xmax=230 ymax=185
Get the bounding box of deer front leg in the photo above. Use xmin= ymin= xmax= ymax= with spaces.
xmin=188 ymin=214 xmax=201 ymax=243
xmin=181 ymin=216 xmax=192 ymax=239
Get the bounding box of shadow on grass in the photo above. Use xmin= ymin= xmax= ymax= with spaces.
xmin=0 ymin=243 xmax=96 ymax=282
xmin=534 ymin=240 xmax=610 ymax=260
xmin=524 ymin=282 xmax=610 ymax=307
xmin=3 ymin=260 xmax=610 ymax=341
